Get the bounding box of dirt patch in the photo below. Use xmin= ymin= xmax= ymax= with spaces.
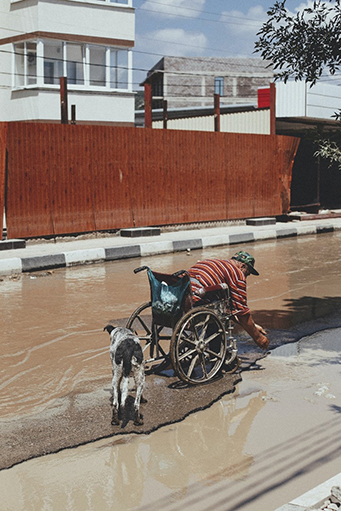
xmin=0 ymin=352 xmax=267 ymax=471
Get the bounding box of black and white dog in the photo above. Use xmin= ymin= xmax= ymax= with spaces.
xmin=103 ymin=325 xmax=145 ymax=426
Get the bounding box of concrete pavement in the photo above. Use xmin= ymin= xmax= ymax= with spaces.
xmin=275 ymin=473 xmax=341 ymax=511
xmin=0 ymin=215 xmax=341 ymax=276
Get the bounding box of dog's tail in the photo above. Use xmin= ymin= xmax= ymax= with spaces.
xmin=103 ymin=324 xmax=115 ymax=334
xmin=115 ymin=338 xmax=143 ymax=377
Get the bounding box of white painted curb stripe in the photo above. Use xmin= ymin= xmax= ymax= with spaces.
xmin=0 ymin=258 xmax=22 ymax=275
xmin=64 ymin=248 xmax=105 ymax=266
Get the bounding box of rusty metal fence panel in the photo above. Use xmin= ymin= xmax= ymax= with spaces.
xmin=4 ymin=123 xmax=300 ymax=239
xmin=0 ymin=123 xmax=7 ymax=240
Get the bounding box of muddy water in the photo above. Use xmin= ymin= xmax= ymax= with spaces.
xmin=2 ymin=327 xmax=341 ymax=511
xmin=1 ymin=232 xmax=341 ymax=509
xmin=2 ymin=233 xmax=341 ymax=419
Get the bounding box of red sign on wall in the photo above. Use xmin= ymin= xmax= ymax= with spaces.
xmin=258 ymin=88 xmax=271 ymax=108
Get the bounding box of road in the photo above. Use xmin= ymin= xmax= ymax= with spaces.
xmin=1 ymin=233 xmax=341 ymax=510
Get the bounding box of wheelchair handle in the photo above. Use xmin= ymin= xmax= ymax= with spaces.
xmin=133 ymin=266 xmax=149 ymax=274
xmin=172 ymin=269 xmax=190 ymax=278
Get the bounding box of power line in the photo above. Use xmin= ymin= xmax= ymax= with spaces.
xmin=137 ymin=0 xmax=266 ymax=27
xmin=0 ymin=2 xmax=266 ymax=40
xmin=0 ymin=45 xmax=272 ymax=79
xmin=137 ymin=0 xmax=264 ymax=21
xmin=0 ymin=0 xmax=267 ymax=71
xmin=0 ymin=24 xmax=264 ymax=74
xmin=0 ymin=43 xmax=340 ymax=92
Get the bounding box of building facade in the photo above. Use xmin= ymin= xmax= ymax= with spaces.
xmin=0 ymin=0 xmax=135 ymax=125
xmin=144 ymin=56 xmax=274 ymax=110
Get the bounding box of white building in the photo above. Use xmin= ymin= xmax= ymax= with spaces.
xmin=0 ymin=0 xmax=135 ymax=125
xmin=275 ymin=81 xmax=341 ymax=134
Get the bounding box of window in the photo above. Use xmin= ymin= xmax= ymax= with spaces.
xmin=214 ymin=76 xmax=224 ymax=96
xmin=13 ymin=40 xmax=130 ymax=91
xmin=14 ymin=42 xmax=37 ymax=87
xmin=110 ymin=49 xmax=128 ymax=89
xmin=26 ymin=42 xmax=37 ymax=85
xmin=66 ymin=44 xmax=84 ymax=85
xmin=89 ymin=46 xmax=106 ymax=86
xmin=14 ymin=43 xmax=25 ymax=87
xmin=44 ymin=41 xmax=63 ymax=85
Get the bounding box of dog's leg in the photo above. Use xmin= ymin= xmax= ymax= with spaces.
xmin=119 ymin=375 xmax=130 ymax=425
xmin=133 ymin=369 xmax=145 ymax=426
xmin=111 ymin=368 xmax=121 ymax=426
xmin=120 ymin=376 xmax=129 ymax=409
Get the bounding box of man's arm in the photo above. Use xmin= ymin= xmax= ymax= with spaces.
xmin=235 ymin=312 xmax=269 ymax=350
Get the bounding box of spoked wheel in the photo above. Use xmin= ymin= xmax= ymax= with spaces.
xmin=223 ymin=320 xmax=240 ymax=374
xmin=223 ymin=355 xmax=240 ymax=374
xmin=126 ymin=302 xmax=172 ymax=373
xmin=170 ymin=307 xmax=227 ymax=385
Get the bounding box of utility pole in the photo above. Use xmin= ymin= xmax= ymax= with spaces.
xmin=60 ymin=77 xmax=68 ymax=124
xmin=163 ymin=100 xmax=168 ymax=129
xmin=214 ymin=94 xmax=220 ymax=132
xmin=144 ymin=82 xmax=152 ymax=128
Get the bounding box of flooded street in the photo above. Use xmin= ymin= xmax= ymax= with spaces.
xmin=2 ymin=232 xmax=341 ymax=510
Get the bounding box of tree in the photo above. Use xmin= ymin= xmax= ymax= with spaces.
xmin=254 ymin=0 xmax=341 ymax=85
xmin=255 ymin=0 xmax=341 ymax=170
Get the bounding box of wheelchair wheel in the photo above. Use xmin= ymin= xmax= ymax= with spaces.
xmin=170 ymin=307 xmax=227 ymax=385
xmin=126 ymin=301 xmax=172 ymax=372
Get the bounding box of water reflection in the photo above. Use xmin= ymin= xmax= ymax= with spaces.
xmin=2 ymin=329 xmax=341 ymax=511
xmin=1 ymin=388 xmax=266 ymax=511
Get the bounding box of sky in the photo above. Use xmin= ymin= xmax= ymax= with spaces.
xmin=132 ymin=0 xmax=318 ymax=90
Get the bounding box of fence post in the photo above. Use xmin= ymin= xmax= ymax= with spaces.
xmin=71 ymin=105 xmax=76 ymax=125
xmin=60 ymin=77 xmax=68 ymax=125
xmin=163 ymin=100 xmax=168 ymax=129
xmin=144 ymin=82 xmax=152 ymax=128
xmin=270 ymin=82 xmax=276 ymax=135
xmin=214 ymin=93 xmax=220 ymax=132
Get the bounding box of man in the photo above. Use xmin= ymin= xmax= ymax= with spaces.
xmin=188 ymin=251 xmax=269 ymax=350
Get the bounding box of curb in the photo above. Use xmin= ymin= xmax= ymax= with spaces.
xmin=275 ymin=472 xmax=341 ymax=511
xmin=0 ymin=222 xmax=338 ymax=276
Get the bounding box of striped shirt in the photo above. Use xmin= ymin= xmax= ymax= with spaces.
xmin=189 ymin=258 xmax=249 ymax=316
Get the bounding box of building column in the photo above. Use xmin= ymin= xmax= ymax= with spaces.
xmin=128 ymin=49 xmax=133 ymax=92
xmin=36 ymin=40 xmax=44 ymax=87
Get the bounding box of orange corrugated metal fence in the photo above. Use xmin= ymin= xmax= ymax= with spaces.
xmin=0 ymin=123 xmax=7 ymax=237
xmin=3 ymin=123 xmax=300 ymax=239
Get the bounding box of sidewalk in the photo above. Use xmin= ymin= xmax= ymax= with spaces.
xmin=275 ymin=473 xmax=341 ymax=511
xmin=1 ymin=215 xmax=341 ymax=276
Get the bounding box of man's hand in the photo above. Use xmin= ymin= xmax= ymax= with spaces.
xmin=254 ymin=324 xmax=269 ymax=349
xmin=196 ymin=288 xmax=206 ymax=298
xmin=255 ymin=323 xmax=267 ymax=336
xmin=231 ymin=312 xmax=270 ymax=350
xmin=255 ymin=333 xmax=269 ymax=350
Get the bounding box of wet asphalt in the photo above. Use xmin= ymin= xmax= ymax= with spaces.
xmin=2 ymin=214 xmax=341 ymax=510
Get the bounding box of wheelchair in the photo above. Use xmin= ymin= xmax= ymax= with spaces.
xmin=126 ymin=266 xmax=239 ymax=385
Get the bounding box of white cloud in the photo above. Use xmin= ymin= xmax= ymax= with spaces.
xmin=295 ymin=1 xmax=316 ymax=11
xmin=140 ymin=0 xmax=205 ymax=18
xmin=146 ymin=28 xmax=207 ymax=56
xmin=221 ymin=6 xmax=268 ymax=36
